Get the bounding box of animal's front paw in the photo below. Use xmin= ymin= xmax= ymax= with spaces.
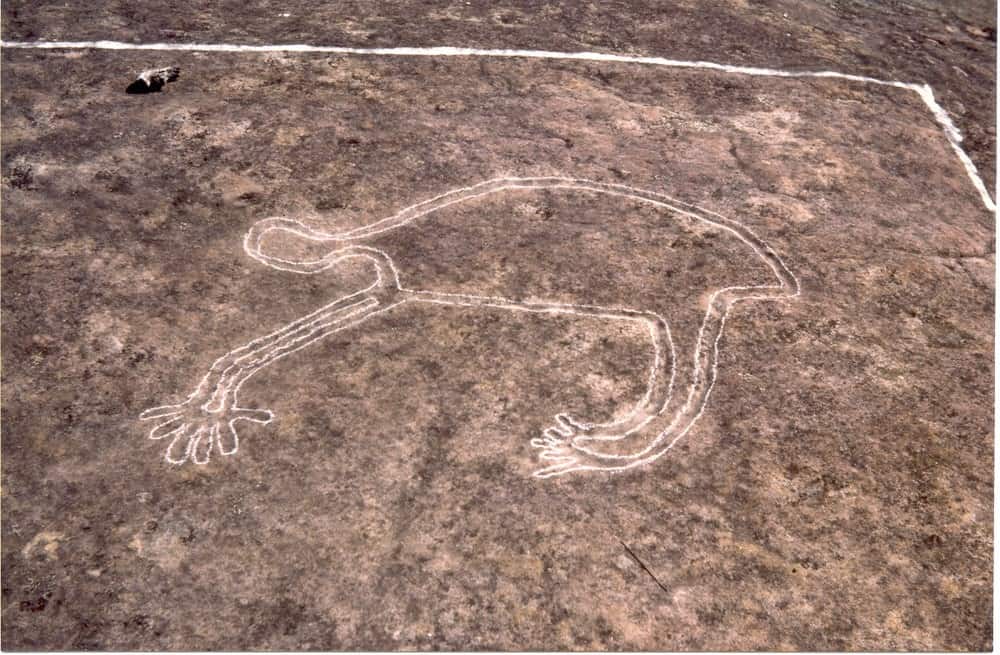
xmin=140 ymin=401 xmax=273 ymax=465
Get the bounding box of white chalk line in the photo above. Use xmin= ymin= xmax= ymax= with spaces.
xmin=140 ymin=176 xmax=799 ymax=478
xmin=1 ymin=39 xmax=994 ymax=212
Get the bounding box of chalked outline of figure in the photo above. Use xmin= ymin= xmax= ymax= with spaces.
xmin=140 ymin=177 xmax=799 ymax=478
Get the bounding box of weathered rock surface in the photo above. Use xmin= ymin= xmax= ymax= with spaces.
xmin=1 ymin=2 xmax=994 ymax=650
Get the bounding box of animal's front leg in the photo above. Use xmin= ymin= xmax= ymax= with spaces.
xmin=140 ymin=290 xmax=394 ymax=464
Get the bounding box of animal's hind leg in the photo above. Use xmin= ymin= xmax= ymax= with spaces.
xmin=529 ymin=291 xmax=744 ymax=477
xmin=405 ymin=289 xmax=676 ymax=472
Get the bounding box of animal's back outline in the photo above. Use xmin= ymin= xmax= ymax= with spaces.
xmin=141 ymin=176 xmax=800 ymax=477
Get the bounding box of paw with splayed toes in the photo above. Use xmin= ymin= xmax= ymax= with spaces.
xmin=530 ymin=413 xmax=619 ymax=478
xmin=140 ymin=397 xmax=273 ymax=465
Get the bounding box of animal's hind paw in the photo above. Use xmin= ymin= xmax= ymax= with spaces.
xmin=530 ymin=413 xmax=606 ymax=478
xmin=532 ymin=442 xmax=617 ymax=478
xmin=531 ymin=413 xmax=588 ymax=444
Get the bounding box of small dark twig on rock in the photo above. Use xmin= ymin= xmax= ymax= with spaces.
xmin=620 ymin=539 xmax=669 ymax=594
